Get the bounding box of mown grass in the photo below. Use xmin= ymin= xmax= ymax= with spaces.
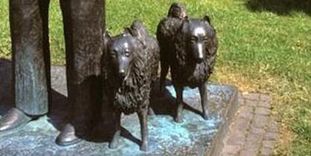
xmin=0 ymin=0 xmax=310 ymax=155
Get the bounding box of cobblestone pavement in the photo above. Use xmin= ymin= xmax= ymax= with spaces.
xmin=219 ymin=93 xmax=278 ymax=156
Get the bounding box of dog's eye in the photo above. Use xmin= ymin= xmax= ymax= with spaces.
xmin=110 ymin=50 xmax=117 ymax=58
xmin=190 ymin=37 xmax=197 ymax=43
xmin=203 ymin=36 xmax=209 ymax=42
xmin=124 ymin=51 xmax=130 ymax=57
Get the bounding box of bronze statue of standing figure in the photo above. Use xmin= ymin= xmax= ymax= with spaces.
xmin=157 ymin=3 xmax=218 ymax=122
xmin=0 ymin=0 xmax=105 ymax=146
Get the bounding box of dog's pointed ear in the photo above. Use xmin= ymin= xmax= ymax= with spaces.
xmin=180 ymin=17 xmax=189 ymax=32
xmin=123 ymin=27 xmax=134 ymax=36
xmin=203 ymin=15 xmax=211 ymax=24
xmin=129 ymin=20 xmax=148 ymax=48
xmin=125 ymin=24 xmax=139 ymax=38
xmin=129 ymin=28 xmax=138 ymax=37
xmin=179 ymin=17 xmax=189 ymax=28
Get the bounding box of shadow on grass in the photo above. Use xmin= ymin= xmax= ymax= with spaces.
xmin=246 ymin=0 xmax=311 ymax=16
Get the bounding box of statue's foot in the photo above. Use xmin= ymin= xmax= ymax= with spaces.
xmin=140 ymin=142 xmax=148 ymax=152
xmin=56 ymin=123 xmax=81 ymax=146
xmin=174 ymin=116 xmax=183 ymax=123
xmin=203 ymin=113 xmax=209 ymax=120
xmin=0 ymin=108 xmax=32 ymax=132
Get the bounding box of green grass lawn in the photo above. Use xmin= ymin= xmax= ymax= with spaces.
xmin=0 ymin=0 xmax=310 ymax=155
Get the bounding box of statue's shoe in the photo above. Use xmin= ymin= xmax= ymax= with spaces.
xmin=56 ymin=123 xmax=81 ymax=146
xmin=0 ymin=108 xmax=32 ymax=132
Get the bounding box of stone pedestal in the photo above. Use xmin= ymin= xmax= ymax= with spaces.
xmin=0 ymin=64 xmax=239 ymax=156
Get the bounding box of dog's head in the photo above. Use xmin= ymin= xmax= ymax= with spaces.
xmin=181 ymin=16 xmax=216 ymax=63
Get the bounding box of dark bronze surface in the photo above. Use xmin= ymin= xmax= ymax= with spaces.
xmin=0 ymin=108 xmax=31 ymax=132
xmin=103 ymin=21 xmax=160 ymax=151
xmin=10 ymin=0 xmax=50 ymax=116
xmin=2 ymin=0 xmax=105 ymax=145
xmin=55 ymin=123 xmax=81 ymax=146
xmin=157 ymin=3 xmax=218 ymax=122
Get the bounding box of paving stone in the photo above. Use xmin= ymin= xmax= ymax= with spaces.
xmin=244 ymin=99 xmax=258 ymax=107
xmin=221 ymin=145 xmax=241 ymax=155
xmin=240 ymin=149 xmax=258 ymax=156
xmin=252 ymin=114 xmax=269 ymax=129
xmin=238 ymin=99 xmax=246 ymax=107
xmin=226 ymin=130 xmax=246 ymax=146
xmin=232 ymin=117 xmax=252 ymax=134
xmin=238 ymin=94 xmax=245 ymax=105
xmin=242 ymin=134 xmax=262 ymax=156
xmin=264 ymin=132 xmax=278 ymax=141
xmin=245 ymin=133 xmax=262 ymax=147
xmin=238 ymin=106 xmax=254 ymax=120
xmin=259 ymin=147 xmax=273 ymax=156
xmin=220 ymin=153 xmax=235 ymax=156
xmin=260 ymin=94 xmax=271 ymax=102
xmin=257 ymin=100 xmax=271 ymax=108
xmin=267 ymin=120 xmax=278 ymax=133
xmin=242 ymin=93 xmax=260 ymax=101
xmin=255 ymin=107 xmax=271 ymax=116
xmin=250 ymin=127 xmax=265 ymax=135
xmin=262 ymin=140 xmax=276 ymax=148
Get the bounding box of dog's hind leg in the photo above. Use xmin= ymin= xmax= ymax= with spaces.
xmin=160 ymin=61 xmax=169 ymax=92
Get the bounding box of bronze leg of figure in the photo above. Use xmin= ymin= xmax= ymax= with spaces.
xmin=0 ymin=0 xmax=50 ymax=132
xmin=56 ymin=0 xmax=105 ymax=146
xmin=159 ymin=61 xmax=169 ymax=92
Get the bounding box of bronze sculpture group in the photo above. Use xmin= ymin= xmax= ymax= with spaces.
xmin=0 ymin=2 xmax=218 ymax=152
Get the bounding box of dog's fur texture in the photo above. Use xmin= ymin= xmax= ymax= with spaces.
xmin=102 ymin=20 xmax=159 ymax=151
xmin=156 ymin=3 xmax=218 ymax=122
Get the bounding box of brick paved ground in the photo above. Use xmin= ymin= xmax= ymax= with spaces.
xmin=219 ymin=93 xmax=278 ymax=156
